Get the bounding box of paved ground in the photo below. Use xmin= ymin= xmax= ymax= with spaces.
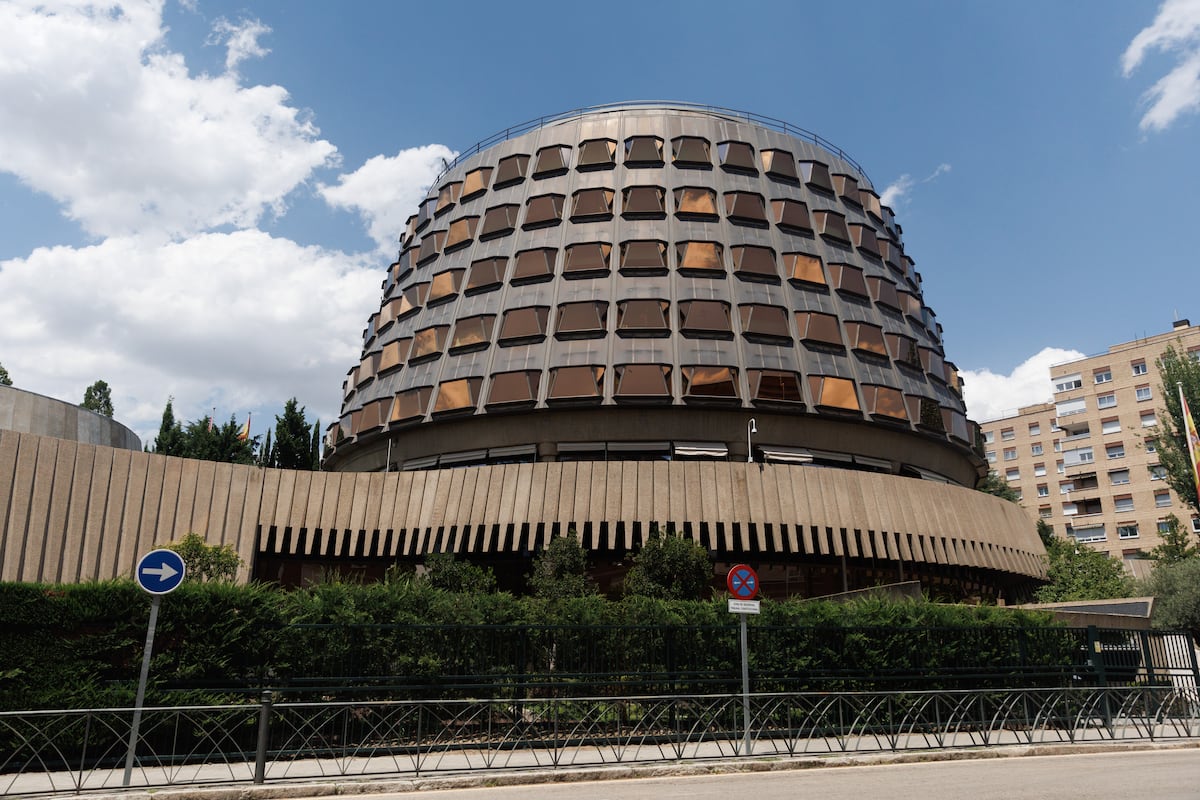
xmin=64 ymin=741 xmax=1200 ymax=800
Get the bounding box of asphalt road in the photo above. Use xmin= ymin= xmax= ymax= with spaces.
xmin=324 ymin=748 xmax=1200 ymax=800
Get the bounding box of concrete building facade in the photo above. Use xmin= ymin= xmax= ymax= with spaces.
xmin=978 ymin=319 xmax=1200 ymax=567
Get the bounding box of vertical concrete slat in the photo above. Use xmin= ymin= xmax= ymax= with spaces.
xmin=1 ymin=434 xmax=37 ymax=581
xmin=189 ymin=460 xmax=217 ymax=536
xmin=61 ymin=443 xmax=97 ymax=582
xmin=96 ymin=449 xmax=132 ymax=580
xmin=668 ymin=461 xmax=686 ymax=528
xmin=206 ymin=462 xmax=234 ymax=546
xmin=39 ymin=439 xmax=77 ymax=582
xmin=23 ymin=437 xmax=60 ymax=582
xmin=604 ymin=462 xmax=622 ymax=548
xmin=555 ymin=461 xmax=577 ymax=530
xmin=115 ymin=450 xmax=150 ymax=578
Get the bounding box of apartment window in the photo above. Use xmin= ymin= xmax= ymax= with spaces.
xmin=1109 ymin=469 xmax=1130 ymax=485
xmin=1141 ymin=411 xmax=1157 ymax=427
xmin=1106 ymin=442 xmax=1125 ymax=459
xmin=1054 ymin=374 xmax=1083 ymax=392
xmin=1064 ymin=446 xmax=1093 ymax=465
xmin=1097 ymin=393 xmax=1117 ymax=409
xmin=1034 ymin=463 xmax=1047 ymax=477
xmin=1145 ymin=438 xmax=1158 ymax=453
xmin=683 ymin=366 xmax=740 ymax=401
xmin=624 ymin=136 xmax=664 ymax=165
xmin=1037 ymin=484 xmax=1049 ymax=497
xmin=494 ymin=154 xmax=530 ymax=186
xmin=1131 ymin=360 xmax=1147 ymax=376
xmin=1135 ymin=385 xmax=1152 ymax=402
xmin=570 ymin=188 xmax=615 ymax=220
xmin=671 ymin=136 xmax=711 ymax=166
xmin=577 ymin=138 xmax=617 ymax=170
xmin=983 ymin=431 xmax=995 ymax=444
xmin=1006 ymin=468 xmax=1020 ymax=482
xmin=1117 ymin=524 xmax=1139 ymax=540
xmin=1029 ymin=422 xmax=1041 ymax=436
xmin=718 ymin=141 xmax=757 ymax=172
xmin=1056 ymin=398 xmax=1086 ymax=416
xmin=1155 ymin=491 xmax=1171 ymax=507
xmin=1003 ymin=447 xmax=1017 ymax=461
xmin=674 ymin=186 xmax=719 ymax=218
xmin=1114 ymin=495 xmax=1134 ymax=513
xmin=1053 ymin=439 xmax=1061 ymax=452
xmin=1000 ymin=427 xmax=1015 ymax=441
xmin=1158 ymin=520 xmax=1172 ymax=534
xmin=1059 ymin=481 xmax=1074 ymax=495
xmin=1039 ymin=506 xmax=1052 ymax=519
xmin=622 ymin=186 xmax=667 ymax=218
xmin=1193 ymin=518 xmax=1200 ymax=533
xmin=785 ymin=252 xmax=826 ymax=286
xmin=1101 ymin=417 xmax=1121 ymax=435
xmin=1093 ymin=369 xmax=1112 ymax=384
xmin=533 ymin=145 xmax=571 ymax=177
xmin=619 ymin=240 xmax=668 ymax=273
xmin=986 ymin=451 xmax=997 ymax=464
xmin=1150 ymin=465 xmax=1168 ymax=480
xmin=1056 ymin=460 xmax=1064 ymax=474
xmin=1031 ymin=443 xmax=1044 ymax=456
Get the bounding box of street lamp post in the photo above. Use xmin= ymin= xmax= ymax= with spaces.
xmin=747 ymin=418 xmax=757 ymax=463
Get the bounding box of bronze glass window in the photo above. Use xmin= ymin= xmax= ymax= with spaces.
xmin=724 ymin=191 xmax=768 ymax=225
xmin=391 ymin=386 xmax=433 ymax=422
xmin=357 ymin=352 xmax=379 ymax=386
xmin=850 ymin=224 xmax=881 ymax=257
xmin=443 ymin=216 xmax=478 ymax=251
xmin=800 ymin=161 xmax=835 ymax=193
xmin=862 ymin=384 xmax=907 ymax=421
xmin=619 ymin=240 xmax=668 ymax=273
xmin=486 ymin=370 xmax=541 ymax=407
xmin=886 ymin=333 xmax=922 ymax=367
xmin=867 ymin=276 xmax=902 ymax=311
xmin=624 ymin=136 xmax=664 ymax=165
xmin=433 ymin=377 xmax=484 ymax=415
xmin=749 ymin=369 xmax=804 ymax=404
xmin=533 ymin=145 xmax=571 ymax=177
xmin=524 ymin=194 xmax=565 ymax=228
xmin=498 ymin=306 xmax=549 ymax=343
xmin=783 ymin=252 xmax=826 ymax=286
xmin=378 ymin=338 xmax=411 ymax=373
xmin=808 ymin=375 xmax=860 ymax=412
xmin=578 ymin=138 xmax=617 ymax=169
xmin=614 ymin=364 xmax=672 ymax=401
xmin=570 ymin=188 xmax=615 ymax=220
xmin=410 ymin=325 xmax=450 ymax=361
xmin=718 ymin=141 xmax=756 ymax=172
xmin=739 ymin=304 xmax=791 ymax=340
xmin=547 ymin=365 xmax=605 ymax=402
xmin=427 ymin=269 xmax=465 ymax=305
xmin=813 ymin=210 xmax=851 ymax=244
xmin=771 ymin=199 xmax=812 ymax=233
xmin=621 ymin=185 xmax=666 ymax=218
xmin=671 ymin=136 xmax=711 ymax=166
xmin=920 ymin=347 xmax=946 ymax=378
xmin=563 ymin=242 xmax=612 ymax=276
xmin=795 ymin=311 xmax=843 ymax=347
xmin=466 ymin=257 xmax=506 ymax=294
xmin=449 ymin=314 xmax=495 ymax=353
xmin=555 ymin=301 xmax=608 ymax=338
xmin=834 ymin=174 xmax=861 ymax=206
xmin=494 ymin=153 xmax=530 ymax=186
xmin=461 ymin=167 xmax=493 ymax=200
xmin=616 ymin=299 xmax=670 ymax=335
xmin=395 ymin=282 xmax=429 ymax=319
xmin=905 ymin=394 xmax=946 ymax=431
xmin=683 ymin=365 xmax=739 ymax=400
xmin=674 ymin=186 xmax=718 ymax=218
xmin=732 ymin=245 xmax=777 ymax=280
xmin=512 ymin=248 xmax=556 ymax=283
xmin=416 ymin=230 xmax=445 ymax=265
xmin=676 ymin=241 xmax=724 ymax=274
xmin=435 ymin=181 xmax=462 ymax=215
xmin=897 ymin=290 xmax=923 ymax=318
xmin=480 ymin=204 xmax=520 ymax=239
xmin=860 ymin=190 xmax=883 ymax=221
xmin=830 ymin=263 xmax=869 ymax=298
xmin=416 ymin=196 xmax=438 ymax=229
xmin=846 ymin=321 xmax=887 ymax=356
xmin=679 ymin=300 xmax=732 ymax=336
xmin=351 ymin=399 xmax=388 ymax=434
xmin=761 ymin=149 xmax=799 ymax=181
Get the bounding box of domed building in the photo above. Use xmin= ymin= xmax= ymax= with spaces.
xmin=318 ymin=103 xmax=1045 ymax=600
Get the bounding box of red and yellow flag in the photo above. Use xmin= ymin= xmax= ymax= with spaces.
xmin=236 ymin=413 xmax=251 ymax=442
xmin=1181 ymin=384 xmax=1200 ymax=500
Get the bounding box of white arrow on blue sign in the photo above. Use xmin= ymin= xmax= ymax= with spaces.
xmin=134 ymin=549 xmax=187 ymax=595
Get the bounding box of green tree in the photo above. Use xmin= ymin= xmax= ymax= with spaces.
xmin=80 ymin=379 xmax=114 ymax=417
xmin=0 ymin=362 xmax=11 ymax=386
xmin=271 ymin=398 xmax=316 ymax=470
xmin=1147 ymin=514 xmax=1200 ymax=564
xmin=528 ymin=533 xmax=596 ymax=599
xmin=1140 ymin=557 xmax=1200 ymax=639
xmin=258 ymin=429 xmax=274 ymax=468
xmin=310 ymin=420 xmax=322 ymax=470
xmin=423 ymin=552 xmax=497 ymax=593
xmin=977 ymin=471 xmax=1020 ymax=503
xmin=623 ymin=528 xmax=713 ymax=600
xmin=182 ymin=415 xmax=257 ymax=464
xmin=152 ymin=396 xmax=186 ymax=456
xmin=1035 ymin=536 xmax=1134 ymax=602
xmin=160 ymin=532 xmax=242 ymax=582
xmin=1153 ymin=344 xmax=1200 ymax=514
xmin=1036 ymin=519 xmax=1055 ymax=548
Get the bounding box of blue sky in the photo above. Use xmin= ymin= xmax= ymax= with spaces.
xmin=2 ymin=0 xmax=1198 ymax=445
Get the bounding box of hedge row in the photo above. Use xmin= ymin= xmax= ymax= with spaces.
xmin=0 ymin=580 xmax=1071 ymax=711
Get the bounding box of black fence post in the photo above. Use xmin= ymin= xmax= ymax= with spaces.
xmin=253 ymin=689 xmax=273 ymax=785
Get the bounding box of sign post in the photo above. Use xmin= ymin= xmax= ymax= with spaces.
xmin=726 ymin=564 xmax=760 ymax=755
xmin=124 ymin=549 xmax=186 ymax=786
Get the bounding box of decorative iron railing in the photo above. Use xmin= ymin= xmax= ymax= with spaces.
xmin=3 ymin=685 xmax=1197 ymax=796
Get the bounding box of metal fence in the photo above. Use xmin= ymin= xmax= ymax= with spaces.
xmin=2 ymin=684 xmax=1198 ymax=796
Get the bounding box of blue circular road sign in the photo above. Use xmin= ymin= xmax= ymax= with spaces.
xmin=135 ymin=549 xmax=187 ymax=595
xmin=727 ymin=564 xmax=759 ymax=600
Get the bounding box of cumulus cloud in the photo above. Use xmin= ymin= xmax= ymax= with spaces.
xmin=0 ymin=0 xmax=337 ymax=238
xmin=0 ymin=232 xmax=380 ymax=441
xmin=878 ymin=163 xmax=951 ymax=208
xmin=208 ymin=16 xmax=272 ymax=74
xmin=319 ymin=145 xmax=457 ymax=252
xmin=1123 ymin=0 xmax=1200 ymax=131
xmin=960 ymin=347 xmax=1086 ymax=423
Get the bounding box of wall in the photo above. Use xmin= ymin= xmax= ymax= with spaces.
xmin=0 ymin=385 xmax=141 ymax=451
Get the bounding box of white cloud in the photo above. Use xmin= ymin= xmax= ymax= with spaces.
xmin=878 ymin=163 xmax=951 ymax=208
xmin=1122 ymin=0 xmax=1200 ymax=131
xmin=0 ymin=231 xmax=380 ymax=442
xmin=319 ymin=145 xmax=457 ymax=252
xmin=960 ymin=347 xmax=1086 ymax=422
xmin=208 ymin=16 xmax=271 ymax=75
xmin=0 ymin=0 xmax=337 ymax=238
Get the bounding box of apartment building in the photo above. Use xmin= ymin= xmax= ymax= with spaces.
xmin=979 ymin=319 xmax=1200 ymax=568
